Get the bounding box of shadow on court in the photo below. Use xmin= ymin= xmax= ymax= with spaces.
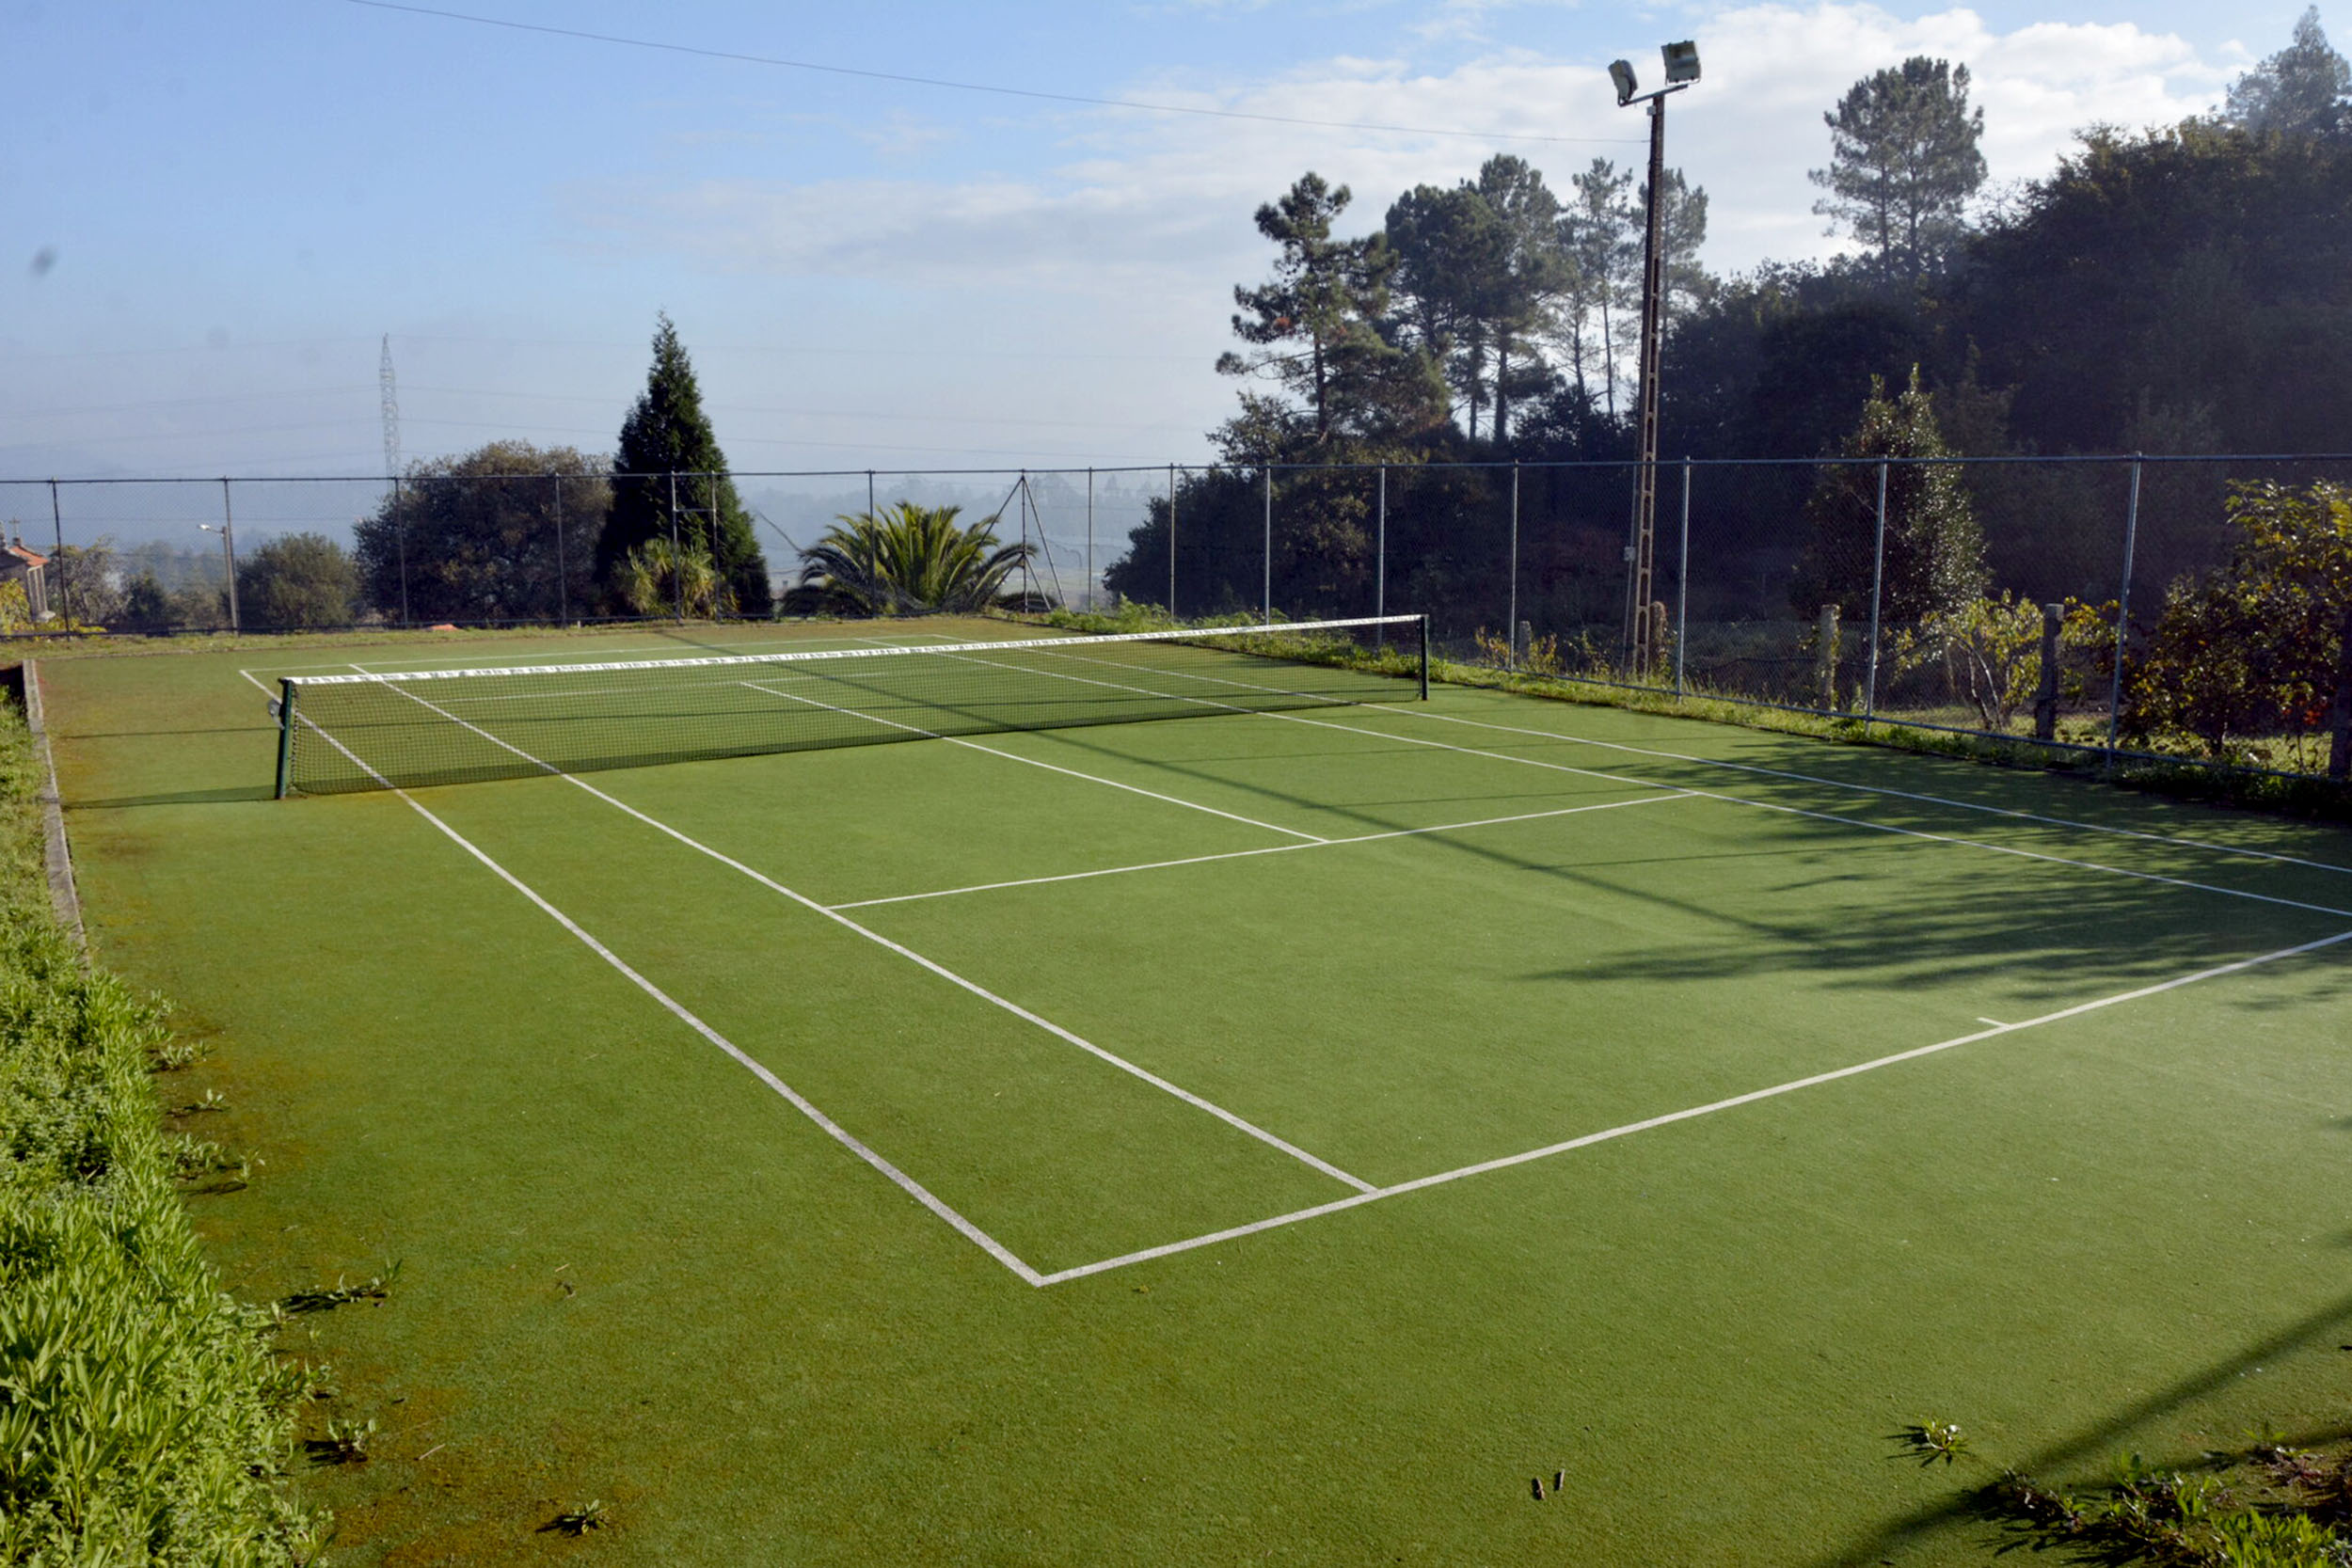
xmin=71 ymin=784 xmax=276 ymax=809
xmin=1808 ymin=1287 xmax=2352 ymax=1568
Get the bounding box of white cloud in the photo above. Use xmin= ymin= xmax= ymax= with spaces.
xmin=563 ymin=2 xmax=2236 ymax=296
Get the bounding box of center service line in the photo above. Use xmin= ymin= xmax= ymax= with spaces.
xmin=342 ymin=667 xmax=1377 ymax=1194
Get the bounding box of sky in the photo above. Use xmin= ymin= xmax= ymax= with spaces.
xmin=0 ymin=0 xmax=2314 ymax=521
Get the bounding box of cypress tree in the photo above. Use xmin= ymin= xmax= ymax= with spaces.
xmin=1792 ymin=367 xmax=1988 ymax=625
xmin=597 ymin=313 xmax=771 ymax=615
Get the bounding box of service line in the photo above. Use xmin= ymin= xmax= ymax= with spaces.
xmin=337 ymin=665 xmax=1375 ymax=1195
xmin=828 ymin=791 xmax=1693 ymax=911
xmin=1036 ymin=925 xmax=2352 ymax=1286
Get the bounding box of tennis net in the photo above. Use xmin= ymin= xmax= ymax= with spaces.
xmin=273 ymin=615 xmax=1428 ymax=796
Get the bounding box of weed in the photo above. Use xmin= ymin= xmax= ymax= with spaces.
xmin=281 ymin=1261 xmax=403 ymax=1315
xmin=1890 ymin=1418 xmax=2352 ymax=1564
xmin=542 ymin=1499 xmax=609 ymax=1535
xmin=149 ymin=1035 xmax=209 ymax=1071
xmin=1890 ymin=1419 xmax=1973 ymax=1466
xmin=305 ymin=1418 xmax=376 ymax=1465
xmin=164 ymin=1132 xmax=251 ymax=1182
xmin=170 ymin=1087 xmax=230 ymax=1115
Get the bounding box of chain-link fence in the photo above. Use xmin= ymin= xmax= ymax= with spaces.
xmin=7 ymin=454 xmax=2352 ymax=780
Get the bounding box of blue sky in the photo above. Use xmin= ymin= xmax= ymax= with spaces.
xmin=0 ymin=0 xmax=2314 ymax=508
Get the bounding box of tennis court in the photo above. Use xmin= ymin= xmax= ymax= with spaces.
xmin=43 ymin=618 xmax=2352 ymax=1562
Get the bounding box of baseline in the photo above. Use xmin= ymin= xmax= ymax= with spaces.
xmin=1036 ymin=925 xmax=2352 ymax=1285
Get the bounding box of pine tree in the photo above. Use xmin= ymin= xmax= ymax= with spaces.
xmin=1809 ymin=57 xmax=1987 ymax=289
xmin=597 ymin=313 xmax=771 ymax=615
xmin=2224 ymin=7 xmax=2351 ymax=138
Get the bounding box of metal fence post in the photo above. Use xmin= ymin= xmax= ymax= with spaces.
xmin=1863 ymin=459 xmax=1889 ymax=721
xmin=1674 ymin=458 xmax=1692 ymax=696
xmin=393 ymin=475 xmax=410 ymax=627
xmin=1085 ymin=467 xmax=1094 ymax=612
xmin=1507 ymin=461 xmax=1520 ymax=664
xmin=1262 ymin=464 xmax=1273 ymax=622
xmin=553 ymin=475 xmax=568 ymax=624
xmin=218 ymin=478 xmax=241 ymax=634
xmin=2105 ymin=456 xmax=2144 ymax=769
xmin=1375 ymin=464 xmax=1387 ymax=633
xmin=1168 ymin=463 xmax=1177 ymax=617
xmin=46 ymin=479 xmax=68 ymax=632
xmin=668 ymin=471 xmax=685 ymax=622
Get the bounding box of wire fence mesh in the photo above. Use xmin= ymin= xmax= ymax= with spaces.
xmin=7 ymin=452 xmax=2352 ymax=781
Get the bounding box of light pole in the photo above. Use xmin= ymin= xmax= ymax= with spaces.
xmin=199 ymin=502 xmax=240 ymax=632
xmin=1610 ymin=39 xmax=1700 ymax=679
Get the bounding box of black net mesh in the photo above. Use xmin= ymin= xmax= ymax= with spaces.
xmin=281 ymin=618 xmax=1425 ymax=795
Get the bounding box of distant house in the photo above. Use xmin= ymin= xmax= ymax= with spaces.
xmin=0 ymin=533 xmax=51 ymax=620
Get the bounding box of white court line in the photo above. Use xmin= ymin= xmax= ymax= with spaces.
xmin=1034 ymin=925 xmax=2352 ymax=1286
xmin=246 ymin=667 xmax=2352 ymax=1289
xmin=257 ymin=648 xmax=2352 ymax=1288
xmin=738 ymin=679 xmax=1326 ymax=844
xmin=238 ymin=636 xmax=893 ymax=678
xmin=829 ymin=792 xmax=1694 ymax=911
xmin=1017 ymin=648 xmax=2352 ymax=925
xmin=338 ymin=666 xmax=1375 ymax=1195
xmin=1012 ymin=642 xmax=2352 ymax=879
xmin=232 ymin=670 xmax=1045 ymax=1287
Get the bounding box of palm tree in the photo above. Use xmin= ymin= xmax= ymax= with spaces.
xmin=789 ymin=502 xmax=1038 ymax=616
xmin=617 ymin=536 xmax=726 ymax=618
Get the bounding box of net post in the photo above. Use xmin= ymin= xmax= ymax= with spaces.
xmin=273 ymin=679 xmax=297 ymax=800
xmin=1418 ymin=614 xmax=1430 ymax=700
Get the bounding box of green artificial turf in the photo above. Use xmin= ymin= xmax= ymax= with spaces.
xmin=40 ymin=618 xmax=2352 ymax=1564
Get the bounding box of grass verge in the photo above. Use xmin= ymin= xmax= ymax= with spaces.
xmin=1028 ymin=607 xmax=2352 ymax=823
xmin=0 ymin=682 xmax=324 ymax=1563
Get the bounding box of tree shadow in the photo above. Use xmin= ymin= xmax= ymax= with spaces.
xmin=1810 ymin=1288 xmax=2352 ymax=1568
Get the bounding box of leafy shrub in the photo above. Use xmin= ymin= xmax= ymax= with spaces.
xmin=0 ymin=698 xmax=322 ymax=1561
xmin=2125 ymin=481 xmax=2352 ymax=771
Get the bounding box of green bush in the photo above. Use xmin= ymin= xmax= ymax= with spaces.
xmin=0 ymin=702 xmax=322 ymax=1562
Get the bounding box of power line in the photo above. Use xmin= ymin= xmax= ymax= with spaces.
xmin=341 ymin=0 xmax=1644 ymax=148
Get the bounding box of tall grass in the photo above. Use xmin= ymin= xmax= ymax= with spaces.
xmin=0 ymin=699 xmax=322 ymax=1561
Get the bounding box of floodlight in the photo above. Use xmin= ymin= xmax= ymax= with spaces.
xmin=1661 ymin=40 xmax=1700 ymax=84
xmin=1609 ymin=59 xmax=1638 ymax=104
